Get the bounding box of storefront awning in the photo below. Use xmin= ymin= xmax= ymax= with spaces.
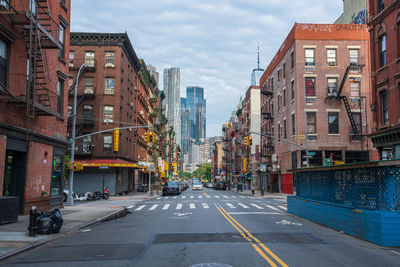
xmin=75 ymin=159 xmax=148 ymax=169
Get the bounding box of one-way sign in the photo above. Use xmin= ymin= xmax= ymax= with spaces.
xmin=303 ymin=155 xmax=313 ymax=159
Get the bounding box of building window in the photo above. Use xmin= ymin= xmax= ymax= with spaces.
xmin=328 ymin=112 xmax=339 ymax=134
xmin=305 ymin=49 xmax=315 ymax=66
xmin=68 ymin=105 xmax=72 ymax=117
xmin=291 ymin=113 xmax=295 ymax=136
xmin=58 ymin=24 xmax=65 ymax=59
xmin=103 ymin=135 xmax=113 ymax=153
xmin=291 ymin=80 xmax=295 ymax=100
xmin=69 ymin=51 xmax=74 ymax=67
xmin=305 ymin=77 xmax=315 ymax=97
xmin=349 ymin=49 xmax=359 ymax=64
xmin=307 ymin=112 xmax=316 ymax=134
xmin=278 ymin=69 xmax=282 ymax=81
xmin=84 ymin=51 xmax=95 ymax=67
xmin=278 ymin=123 xmax=281 ymax=141
xmin=327 ymin=77 xmax=338 ymax=96
xmin=283 ymin=89 xmax=286 ymax=107
xmin=68 ymin=76 xmax=74 ymax=88
xmin=379 ymin=34 xmax=386 ymax=67
xmin=271 ymin=77 xmax=274 ymax=91
xmin=380 ymin=91 xmax=388 ymax=125
xmin=351 ymin=112 xmax=362 ymax=134
xmin=57 ymin=79 xmax=63 ymax=115
xmin=327 ymin=49 xmax=337 ymax=66
xmin=277 ymin=95 xmax=281 ymax=111
xmin=350 ymin=78 xmax=360 ymax=98
xmin=283 ymin=63 xmax=286 ymax=78
xmin=291 ymin=51 xmax=294 ymax=69
xmin=378 ymin=0 xmax=384 ymax=12
xmin=105 ymin=52 xmax=115 ymax=68
xmin=83 ymin=104 xmax=93 ymax=119
xmin=283 ymin=119 xmax=287 ymax=139
xmin=0 ymin=39 xmax=8 ymax=91
xmin=84 ymin=77 xmax=94 ymax=94
xmin=0 ymin=0 xmax=11 ymax=10
xmin=104 ymin=105 xmax=114 ymax=123
xmin=105 ymin=78 xmax=114 ymax=94
xmin=82 ymin=136 xmax=92 ymax=153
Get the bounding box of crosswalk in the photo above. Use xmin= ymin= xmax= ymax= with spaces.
xmin=131 ymin=202 xmax=287 ymax=212
xmin=156 ymin=195 xmax=257 ymax=200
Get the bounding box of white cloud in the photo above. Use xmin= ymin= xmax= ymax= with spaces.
xmin=71 ymin=0 xmax=343 ymax=137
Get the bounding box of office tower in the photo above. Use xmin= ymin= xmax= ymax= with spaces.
xmin=147 ymin=64 xmax=159 ymax=88
xmin=251 ymin=45 xmax=264 ymax=86
xmin=181 ymin=97 xmax=191 ymax=154
xmin=186 ymin=86 xmax=206 ymax=142
xmin=163 ymin=67 xmax=181 ymax=146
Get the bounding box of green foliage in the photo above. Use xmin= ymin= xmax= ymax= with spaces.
xmin=193 ymin=163 xmax=211 ymax=181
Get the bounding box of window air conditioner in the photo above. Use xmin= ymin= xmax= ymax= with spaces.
xmin=105 ymin=63 xmax=115 ymax=68
xmin=84 ymin=87 xmax=94 ymax=94
xmin=328 ymin=62 xmax=336 ymax=66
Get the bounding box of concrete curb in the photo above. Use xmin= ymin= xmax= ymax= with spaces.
xmin=0 ymin=207 xmax=128 ymax=262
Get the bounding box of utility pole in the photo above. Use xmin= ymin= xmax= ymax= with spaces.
xmin=67 ymin=63 xmax=88 ymax=206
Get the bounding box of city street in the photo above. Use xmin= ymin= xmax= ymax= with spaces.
xmin=2 ymin=188 xmax=399 ymax=267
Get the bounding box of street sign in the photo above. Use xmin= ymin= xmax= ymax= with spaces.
xmin=99 ymin=165 xmax=109 ymax=170
xmin=259 ymin=164 xmax=267 ymax=172
xmin=149 ymin=163 xmax=155 ymax=172
xmin=303 ymin=155 xmax=313 ymax=159
xmin=308 ymin=152 xmax=316 ymax=156
xmin=298 ymin=134 xmax=305 ymax=140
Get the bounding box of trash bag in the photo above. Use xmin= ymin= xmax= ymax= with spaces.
xmin=36 ymin=209 xmax=63 ymax=234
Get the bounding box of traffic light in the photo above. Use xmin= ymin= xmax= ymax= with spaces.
xmin=248 ymin=136 xmax=252 ymax=146
xmin=113 ymin=128 xmax=119 ymax=151
xmin=144 ymin=131 xmax=150 ymax=142
xmin=149 ymin=131 xmax=155 ymax=142
xmin=244 ymin=136 xmax=249 ymax=146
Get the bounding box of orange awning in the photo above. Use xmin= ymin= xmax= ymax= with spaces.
xmin=75 ymin=159 xmax=148 ymax=169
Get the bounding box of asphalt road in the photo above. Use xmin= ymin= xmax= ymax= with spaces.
xmin=2 ymin=187 xmax=400 ymax=267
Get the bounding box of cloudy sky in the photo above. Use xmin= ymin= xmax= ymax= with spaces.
xmin=71 ymin=0 xmax=343 ymax=137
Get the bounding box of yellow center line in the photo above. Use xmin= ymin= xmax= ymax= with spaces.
xmin=203 ymin=192 xmax=209 ymax=197
xmin=216 ymin=207 xmax=277 ymax=267
xmin=219 ymin=207 xmax=289 ymax=267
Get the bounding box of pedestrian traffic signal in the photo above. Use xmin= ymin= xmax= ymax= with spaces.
xmin=244 ymin=136 xmax=249 ymax=146
xmin=144 ymin=131 xmax=150 ymax=142
xmin=248 ymin=136 xmax=252 ymax=146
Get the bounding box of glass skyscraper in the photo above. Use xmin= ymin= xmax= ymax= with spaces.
xmin=180 ymin=97 xmax=191 ymax=154
xmin=186 ymin=86 xmax=206 ymax=143
xmin=251 ymin=45 xmax=264 ymax=86
xmin=163 ymin=67 xmax=181 ymax=146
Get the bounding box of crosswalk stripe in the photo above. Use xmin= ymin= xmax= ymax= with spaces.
xmin=156 ymin=197 xmax=161 ymax=200
xmin=223 ymin=196 xmax=229 ymax=199
xmin=176 ymin=204 xmax=182 ymax=209
xmin=162 ymin=204 xmax=170 ymax=210
xmin=239 ymin=196 xmax=246 ymax=199
xmin=190 ymin=203 xmax=195 ymax=209
xmin=173 ymin=196 xmax=178 ymax=199
xmin=265 ymin=205 xmax=280 ymax=212
xmin=182 ymin=196 xmax=186 ymax=199
xmin=190 ymin=196 xmax=194 ymax=199
xmin=237 ymin=203 xmax=249 ymax=209
xmin=215 ymin=196 xmax=220 ymax=198
xmin=279 ymin=205 xmax=287 ymax=211
xmin=149 ymin=204 xmax=158 ymax=210
xmin=135 ymin=205 xmax=146 ymax=211
xmin=164 ymin=197 xmax=169 ymax=199
xmin=202 ymin=203 xmax=209 ymax=209
xmin=226 ymin=203 xmax=236 ymax=209
xmin=250 ymin=203 xmax=263 ymax=209
xmin=198 ymin=196 xmax=203 ymax=199
xmin=231 ymin=196 xmax=237 ymax=198
xmin=206 ymin=195 xmax=211 ymax=198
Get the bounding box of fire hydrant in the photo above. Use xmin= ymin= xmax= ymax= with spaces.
xmin=28 ymin=206 xmax=39 ymax=236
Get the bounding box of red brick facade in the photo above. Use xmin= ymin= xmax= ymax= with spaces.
xmin=0 ymin=0 xmax=70 ymax=213
xmin=368 ymin=0 xmax=400 ymax=160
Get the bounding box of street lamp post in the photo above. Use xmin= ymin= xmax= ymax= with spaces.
xmin=66 ymin=63 xmax=89 ymax=206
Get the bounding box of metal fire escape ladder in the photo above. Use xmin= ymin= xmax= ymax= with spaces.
xmin=336 ymin=63 xmax=362 ymax=137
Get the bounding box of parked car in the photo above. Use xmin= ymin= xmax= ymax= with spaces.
xmin=192 ymin=181 xmax=203 ymax=191
xmin=206 ymin=182 xmax=214 ymax=188
xmin=137 ymin=186 xmax=148 ymax=192
xmin=216 ymin=181 xmax=226 ymax=190
xmin=163 ymin=181 xmax=181 ymax=196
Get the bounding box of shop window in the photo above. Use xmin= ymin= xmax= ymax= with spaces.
xmin=50 ymin=154 xmax=63 ymax=197
xmin=103 ymin=135 xmax=113 ymax=154
xmin=105 ymin=78 xmax=114 ymax=94
xmin=327 ymin=49 xmax=337 ymax=66
xmin=305 ymin=77 xmax=315 ymax=97
xmin=349 ymin=49 xmax=359 ymax=64
xmin=0 ymin=39 xmax=8 ymax=91
xmin=328 ymin=112 xmax=339 ymax=134
xmin=305 ymin=49 xmax=315 ymax=66
xmin=307 ymin=112 xmax=316 ymax=134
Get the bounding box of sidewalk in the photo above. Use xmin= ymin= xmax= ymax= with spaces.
xmin=0 ymin=191 xmax=160 ymax=261
xmin=234 ymin=188 xmax=290 ymax=201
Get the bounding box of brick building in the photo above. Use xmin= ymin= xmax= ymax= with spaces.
xmin=367 ymin=0 xmax=400 ymax=160
xmin=0 ymin=0 xmax=70 ymax=213
xmin=260 ymin=23 xmax=373 ymax=192
xmin=68 ymin=32 xmax=153 ymax=195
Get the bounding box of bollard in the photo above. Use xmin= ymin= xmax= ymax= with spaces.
xmin=28 ymin=206 xmax=39 ymax=236
xmin=252 ymin=189 xmax=254 ymax=195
